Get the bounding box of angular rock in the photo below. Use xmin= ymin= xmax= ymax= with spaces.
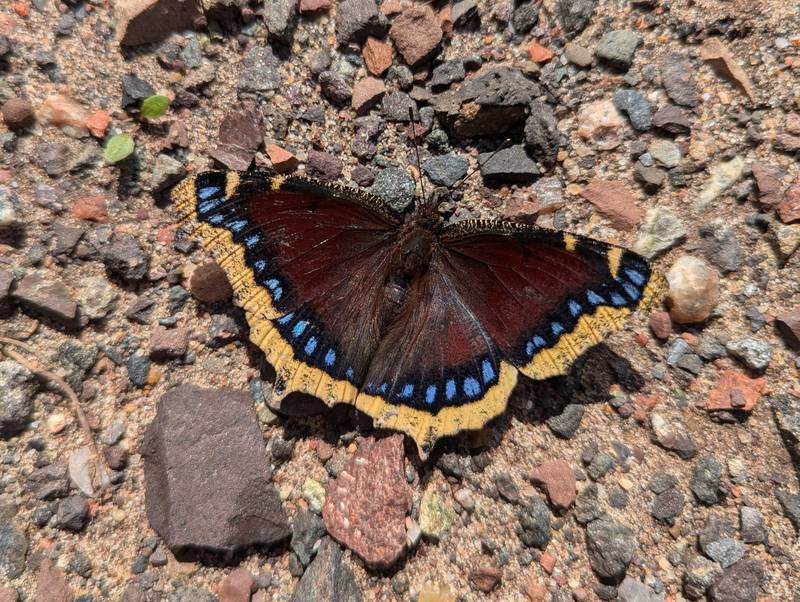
xmin=149 ymin=154 xmax=186 ymax=194
xmin=389 ymin=5 xmax=442 ymax=67
xmin=595 ymin=30 xmax=641 ymax=71
xmin=634 ymin=207 xmax=687 ymax=259
xmin=700 ymin=38 xmax=756 ymax=103
xmin=559 ymin=0 xmax=595 ymax=38
xmin=306 ymin=150 xmax=343 ymax=181
xmin=779 ymin=183 xmax=800 ymax=223
xmin=323 ymin=434 xmax=411 ymax=569
xmin=739 ymin=506 xmax=766 ymax=544
xmin=55 ymin=495 xmax=89 ymax=532
xmin=291 ymin=508 xmax=326 ymax=567
xmin=237 ymin=45 xmax=283 ymax=95
xmin=423 ymin=154 xmax=468 ymax=188
xmin=369 ymin=166 xmax=416 ymax=212
xmin=141 ymin=385 xmax=290 ymax=555
xmin=0 ymin=498 xmax=26 ymax=580
xmin=479 ymin=145 xmax=539 ymax=183
xmin=0 ymin=360 xmax=36 ymax=439
xmin=581 ymin=179 xmax=642 ymax=230
xmin=690 ymin=456 xmax=723 ymax=505
xmin=585 ymin=520 xmax=636 ymax=580
xmin=661 ymin=53 xmax=699 ymax=107
xmin=351 ymin=76 xmax=385 ymax=115
xmin=13 ymin=271 xmax=77 ymax=325
xmin=518 ymin=495 xmax=551 ymax=549
xmin=430 ymin=60 xmax=465 ymax=90
xmin=651 ymin=488 xmax=684 ymax=522
xmin=149 ymin=327 xmax=189 ymax=361
xmin=36 ymin=558 xmax=74 ymax=602
xmin=263 ymin=0 xmax=298 ymax=43
xmin=666 ymin=255 xmax=719 ymax=324
xmin=618 ymin=577 xmax=662 ymax=602
xmin=695 ymin=156 xmax=746 ymax=211
xmin=546 ymin=403 xmax=584 ymax=439
xmin=751 ymin=161 xmax=786 ymax=207
xmin=684 ymin=555 xmax=722 ymax=599
xmin=209 ymin=102 xmax=263 ymax=171
xmin=709 ymin=559 xmax=764 ymax=602
xmin=530 ymin=460 xmax=576 ymax=512
xmin=319 ymin=70 xmax=352 ymax=106
xmin=335 ymin=0 xmax=384 ymax=45
xmin=725 ymin=338 xmax=772 ymax=372
xmin=419 ymin=486 xmax=457 ymax=542
xmin=706 ymin=370 xmax=766 ymax=412
xmin=613 ymin=89 xmax=651 ymax=131
xmin=652 ymin=104 xmax=691 ymax=135
xmin=524 ymin=101 xmax=560 ymax=168
xmin=362 ymin=36 xmax=392 ymax=76
xmin=776 ymin=311 xmax=800 ymax=350
xmin=290 ymin=538 xmax=362 ymax=602
xmin=576 ymin=99 xmax=626 ymax=150
xmin=102 ymin=235 xmax=149 ymax=281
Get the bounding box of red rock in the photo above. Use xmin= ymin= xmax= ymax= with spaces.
xmin=266 ymin=144 xmax=299 ymax=174
xmin=778 ymin=184 xmax=800 ymax=223
xmin=706 ymin=370 xmax=766 ymax=412
xmin=164 ymin=119 xmax=190 ymax=149
xmin=39 ymin=95 xmax=91 ymax=137
xmin=527 ymin=41 xmax=554 ymax=63
xmin=71 ymin=196 xmax=108 ymax=222
xmin=380 ymin=0 xmax=404 ymax=16
xmin=469 ymin=566 xmax=502 ymax=593
xmin=351 ymin=76 xmax=386 ymax=115
xmin=316 ymin=440 xmax=334 ymax=462
xmin=189 ymin=261 xmax=232 ymax=303
xmin=539 ymin=550 xmax=556 ymax=574
xmin=1 ymin=97 xmax=35 ymax=129
xmin=580 ymin=179 xmax=643 ymax=230
xmin=322 ymin=434 xmax=412 ymax=569
xmin=362 ymin=36 xmax=392 ymax=76
xmin=700 ymin=37 xmax=756 ymax=102
xmin=115 ymin=0 xmax=203 ymax=46
xmin=0 ymin=588 xmax=18 ymax=602
xmin=649 ymin=311 xmax=672 ymax=339
xmin=299 ymin=0 xmax=331 ymax=13
xmin=149 ymin=327 xmax=190 ymax=361
xmin=389 ymin=5 xmax=443 ymax=67
xmin=633 ymin=394 xmax=658 ymax=423
xmin=438 ymin=5 xmax=453 ymax=36
xmin=36 ymin=558 xmax=74 ymax=602
xmin=11 ymin=2 xmax=28 ymax=18
xmin=751 ymin=161 xmax=786 ymax=206
xmin=85 ymin=110 xmax=111 ymax=139
xmin=530 ymin=460 xmax=576 ymax=512
xmin=776 ymin=311 xmax=800 ymax=350
xmin=219 ymin=567 xmax=255 ymax=602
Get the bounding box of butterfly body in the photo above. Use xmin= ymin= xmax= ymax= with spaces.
xmin=173 ymin=170 xmax=666 ymax=458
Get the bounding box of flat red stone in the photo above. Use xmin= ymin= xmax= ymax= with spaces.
xmin=706 ymin=370 xmax=766 ymax=412
xmin=530 ymin=460 xmax=576 ymax=512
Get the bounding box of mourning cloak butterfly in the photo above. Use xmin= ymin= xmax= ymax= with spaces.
xmin=172 ymin=170 xmax=666 ymax=457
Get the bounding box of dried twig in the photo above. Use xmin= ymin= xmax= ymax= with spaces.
xmin=0 ymin=335 xmax=111 ymax=493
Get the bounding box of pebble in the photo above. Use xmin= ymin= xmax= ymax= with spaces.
xmin=237 ymin=45 xmax=283 ymax=95
xmin=666 ymin=255 xmax=720 ymax=323
xmin=55 ymin=494 xmax=89 ymax=531
xmin=587 ymin=451 xmax=614 ymax=480
xmin=565 ymin=42 xmax=592 ymax=67
xmin=776 ymin=489 xmax=800 ymax=530
xmin=651 ymin=488 xmax=685 ymax=522
xmin=776 ymin=310 xmax=800 ymax=350
xmin=419 ymin=487 xmax=457 ymax=541
xmin=517 ymin=495 xmax=551 ymax=549
xmin=576 ymin=99 xmax=626 ymax=150
xmin=559 ymin=0 xmax=596 ymax=38
xmin=613 ymin=89 xmax=651 ymax=131
xmin=381 ymin=90 xmax=416 ymax=122
xmin=423 ymin=154 xmax=468 ymax=188
xmin=430 ymin=60 xmax=465 ymax=89
xmin=546 ymin=403 xmax=584 ymax=438
xmin=575 ymin=482 xmax=602 ymax=524
xmin=0 ymin=498 xmax=26 ymax=579
xmin=581 ymin=178 xmax=642 ymax=230
xmin=319 ymin=70 xmax=353 ymax=106
xmin=739 ymin=506 xmax=765 ymax=544
xmin=660 ymin=52 xmax=699 ymax=107
xmin=389 ymin=5 xmax=442 ymax=67
xmin=36 ymin=558 xmax=74 ymax=602
xmin=335 ymin=0 xmax=384 ymax=45
xmin=362 ymin=36 xmax=392 ymax=76
xmin=690 ymin=456 xmax=723 ymax=505
xmin=0 ymin=360 xmax=36 ymax=439
xmin=369 ymin=166 xmax=416 ymax=212
xmin=709 ymin=559 xmax=764 ymax=602
xmin=479 ymin=144 xmax=540 ymax=183
xmin=189 ymin=262 xmax=233 ymax=304
xmin=68 ymin=445 xmax=100 ymax=497
xmin=102 ymin=235 xmax=149 ymax=281
xmin=469 ymin=566 xmax=502 ymax=593
xmin=648 ymin=139 xmax=681 ymax=168
xmin=699 ymin=224 xmax=741 ymax=272
xmin=648 ymin=472 xmax=678 ymax=494
xmin=38 ymin=94 xmax=91 ymax=137
xmin=524 ymin=102 xmax=560 ymax=168
xmin=634 ymin=207 xmax=687 ymax=259
xmin=302 ymin=477 xmax=326 ymax=514
xmin=778 ymin=183 xmax=800 ymax=223
xmin=1 ymin=97 xmax=35 ymax=129
xmin=725 ymin=337 xmax=772 ymax=371
xmin=209 ymin=103 xmax=264 ymax=171
xmin=13 ymin=271 xmax=78 ymax=326
xmin=595 ymin=30 xmax=641 ymax=71
xmin=351 ymin=76 xmax=385 ymax=115
xmin=652 ymin=104 xmax=691 ymax=135
xmin=292 ymin=537 xmax=362 ymax=602
xmin=149 ymin=327 xmax=189 ymax=361
xmin=585 ymin=519 xmax=637 ymax=580
xmin=149 ymin=154 xmax=185 ymax=194
xmin=699 ymin=515 xmax=744 ymax=568
xmin=530 ymin=460 xmax=576 ymax=511
xmin=695 ymin=156 xmax=746 ymax=210
xmin=617 ymin=577 xmax=662 ymax=602
xmin=219 ymin=567 xmax=255 ymax=602
xmin=683 ymin=555 xmax=722 ymax=599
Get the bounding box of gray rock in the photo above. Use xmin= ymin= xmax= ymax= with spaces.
xmin=55 ymin=494 xmax=89 ymax=531
xmin=37 ymin=142 xmax=71 ymax=178
xmin=648 ymin=472 xmax=678 ymax=494
xmin=479 ymin=145 xmax=539 ymax=183
xmin=291 ymin=508 xmax=326 ymax=567
xmin=587 ymin=451 xmax=614 ymax=480
xmin=237 ymin=45 xmax=283 ymax=95
xmin=512 ymin=2 xmax=539 ymax=34
xmin=648 ymin=140 xmax=681 ymax=168
xmin=121 ymin=74 xmax=155 ymax=109
xmin=696 ymin=335 xmax=727 ymax=361
xmin=575 ymin=482 xmax=602 ymax=524
xmin=335 ymin=0 xmax=384 ymax=45
xmin=102 ymin=235 xmax=149 ymax=281
xmin=78 ymin=275 xmax=117 ymax=320
xmin=739 ymin=506 xmax=765 ymax=544
xmin=430 ymin=60 xmax=465 ymax=89
xmin=168 ymin=587 xmax=218 ymax=602
xmin=0 ymin=360 xmax=37 ymax=439
xmin=595 ymin=30 xmax=641 ymax=71
xmin=291 ymin=537 xmax=363 ymax=602
xmin=386 ymin=65 xmax=413 ymax=91
xmin=772 ymin=394 xmax=800 ymax=477
xmin=691 ymin=456 xmax=723 ymax=505
xmin=149 ymin=154 xmax=186 ymax=194
xmin=423 ymin=154 xmax=468 ymax=188
xmin=725 ymin=337 xmax=772 ymax=372
xmin=585 ymin=519 xmax=637 ymax=580
xmin=613 ymin=89 xmax=651 ymax=130
xmin=127 ymin=354 xmax=151 ymax=388
xmin=0 ymin=187 xmax=21 ymax=233
xmin=12 ymin=271 xmax=78 ymax=326
xmin=683 ymin=555 xmax=722 ymax=599
xmin=709 ymin=559 xmax=764 ymax=602
xmin=264 ymin=0 xmax=298 ymax=43
xmin=546 ymin=404 xmax=584 ymax=439
xmin=699 ymin=224 xmax=742 ymax=273
xmin=776 ymin=489 xmax=800 ymax=530
xmin=369 ymin=167 xmax=416 ymax=213
xmin=517 ymin=495 xmax=551 ymax=549
xmin=661 ymin=53 xmax=699 ymax=107
xmin=618 ymin=576 xmax=663 ymax=602
xmin=381 ymin=91 xmax=416 ymax=122
xmin=559 ymin=0 xmax=595 ymax=38
xmin=0 ymin=496 xmax=27 ymax=579
xmin=524 ymin=101 xmax=560 ymax=168
xmin=141 ymin=385 xmax=290 ymax=555
xmin=651 ymin=488 xmax=684 ymax=522
xmin=319 ymin=70 xmax=352 ymax=106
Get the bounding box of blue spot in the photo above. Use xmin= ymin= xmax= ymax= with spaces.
xmin=625 ymin=268 xmax=646 ymax=286
xmin=622 ymin=282 xmax=640 ymax=300
xmin=611 ymin=293 xmax=626 ymax=306
xmin=207 ymin=213 xmax=224 ymax=225
xmin=533 ymin=335 xmax=547 ymax=348
xmin=446 ymin=379 xmax=456 ymax=400
xmin=244 ymin=234 xmax=260 ymax=248
xmin=266 ymin=279 xmax=279 ymax=290
xmin=587 ymin=290 xmax=605 ymax=305
xmin=198 ymin=196 xmax=224 ymax=214
xmin=526 ymin=341 xmax=535 ymax=357
xmin=379 ymin=383 xmax=388 ymax=394
xmin=568 ymin=300 xmax=582 ymax=317
xmin=324 ymin=349 xmax=336 ymax=366
xmin=254 ymin=259 xmax=267 ymax=272
xmin=304 ymin=337 xmax=317 ymax=356
xmin=197 ymin=186 xmax=220 ymax=200
xmin=229 ymin=219 xmax=248 ymax=233
xmin=482 ymin=360 xmax=495 ymax=384
xmin=273 ymin=288 xmax=283 ymax=301
xmin=425 ymin=384 xmax=437 ymax=405
xmin=399 ymin=384 xmax=414 ymax=398
xmin=292 ymin=320 xmax=308 ymax=338
xmin=551 ymin=322 xmax=565 ymax=336
xmin=346 ymin=367 xmax=354 ymax=380
xmin=277 ymin=312 xmax=294 ymax=325
xmin=463 ymin=377 xmax=481 ymax=397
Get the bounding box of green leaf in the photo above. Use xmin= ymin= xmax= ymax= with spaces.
xmin=140 ymin=95 xmax=169 ymax=119
xmin=104 ymin=133 xmax=135 ymax=164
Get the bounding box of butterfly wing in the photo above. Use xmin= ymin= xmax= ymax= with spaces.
xmin=356 ymin=220 xmax=666 ymax=456
xmin=172 ymin=171 xmax=402 ymax=406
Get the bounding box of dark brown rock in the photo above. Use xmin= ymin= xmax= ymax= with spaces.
xmin=469 ymin=566 xmax=502 ymax=593
xmin=306 ymin=150 xmax=343 ymax=181
xmin=148 ymin=327 xmax=189 ymax=361
xmin=1 ymin=97 xmax=35 ymax=129
xmin=390 ymin=5 xmax=442 ymax=67
xmin=208 ymin=102 xmax=263 ymax=171
xmin=652 ymin=104 xmax=691 ymax=135
xmin=12 ymin=272 xmax=78 ymax=326
xmin=660 ymin=52 xmax=698 ymax=107
xmin=141 ymin=385 xmax=289 ymax=555
xmin=649 ymin=311 xmax=672 ymax=339
xmin=752 ymin=161 xmax=786 ymax=206
xmin=778 ymin=183 xmax=800 ymax=224
xmin=709 ymin=559 xmax=764 ymax=602
xmin=323 ymin=434 xmax=411 ymax=569
xmin=776 ymin=311 xmax=800 ymax=350
xmin=189 ymin=262 xmax=233 ymax=303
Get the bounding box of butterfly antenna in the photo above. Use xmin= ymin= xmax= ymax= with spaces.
xmin=408 ymin=107 xmax=428 ymax=205
xmin=453 ymin=138 xmax=512 ymax=192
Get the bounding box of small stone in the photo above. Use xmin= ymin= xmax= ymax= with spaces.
xmin=390 ymin=5 xmax=442 ymax=67
xmin=0 ymin=502 xmax=26 ymax=580
xmin=575 ymin=483 xmax=602 ymax=524
xmin=660 ymin=52 xmax=699 ymax=107
xmin=431 ymin=60 xmax=465 ymax=89
xmin=587 ymin=451 xmax=614 ymax=480
xmin=479 ymin=145 xmax=539 ymax=183
xmin=306 ymin=150 xmax=343 ymax=181
xmin=149 ymin=327 xmax=189 ymax=361
xmin=617 ymin=577 xmax=660 ymax=602
xmin=55 ymin=494 xmax=89 ymax=531
xmin=219 ymin=567 xmax=254 ymax=602
xmin=381 ymin=90 xmax=416 ymax=121
xmin=190 ymin=262 xmax=233 ymax=303
xmin=581 ymin=179 xmax=642 ymax=230
xmin=751 ymin=161 xmax=786 ymax=206
xmin=585 ymin=520 xmax=637 ymax=580
xmin=39 ymin=94 xmax=91 ymax=137
xmin=709 ymin=559 xmax=764 ymax=602
xmin=725 ymin=338 xmax=772 ymax=372
xmin=102 ymin=235 xmax=149 ymax=281
xmin=524 ymin=102 xmax=560 ymax=168
xmin=559 ymin=0 xmax=596 ymax=38
xmin=37 ymin=142 xmax=72 ymax=178
xmin=739 ymin=506 xmax=765 ymax=543
xmin=564 ymin=43 xmax=592 ymax=67
xmin=0 ymin=361 xmax=37 ymax=439
xmin=700 ymin=38 xmax=756 ymax=103
xmin=237 ymin=45 xmax=283 ymax=95
xmin=85 ymin=110 xmax=110 ymax=139
xmin=690 ymin=456 xmax=723 ymax=505
xmin=652 ymin=105 xmax=691 ymax=135
xmin=778 ymin=183 xmax=800 ymax=223
xmin=576 ymin=99 xmax=625 ymax=150
xmin=362 ymin=36 xmax=392 ymax=76
xmin=648 ymin=140 xmax=681 ymax=168
xmin=419 ymin=487 xmax=457 ymax=541
xmin=595 ymin=30 xmax=641 ymax=71
xmin=291 ymin=537 xmax=363 ymax=602
xmin=651 ymin=488 xmax=684 ymax=522
xmin=683 ymin=555 xmax=722 ymax=599
xmin=351 ymin=77 xmax=385 ymax=115
xmin=776 ymin=311 xmax=800 ymax=350
xmin=546 ymin=404 xmax=584 ymax=439
xmin=699 ymin=223 xmax=741 ymax=273
xmin=666 ymin=255 xmax=720 ymax=324
xmin=369 ymin=167 xmax=415 ymax=212
xmin=613 ymin=89 xmax=651 ymax=131
xmin=527 ymin=41 xmax=554 ymax=64
xmin=634 ymin=207 xmax=687 ymax=259
xmin=335 ymin=0 xmax=384 ymax=45
xmin=776 ymin=489 xmax=800 ymax=530
xmin=299 ymin=0 xmax=330 ymax=13
xmin=1 ymin=97 xmax=35 ymax=129
xmin=302 ymin=478 xmax=326 ymax=514
xmin=530 ymin=460 xmax=576 ymax=511
xmin=695 ymin=156 xmax=746 ymax=210
xmin=512 ymin=1 xmax=539 ymax=33
xmin=423 ymin=154 xmax=468 ymax=188
xmin=518 ymin=495 xmax=551 ymax=549
xmin=319 ymin=70 xmax=352 ymax=106
xmin=149 ymin=154 xmax=186 ymax=194
xmin=36 ymin=558 xmax=74 ymax=602
xmin=13 ymin=272 xmax=78 ymax=325
xmin=648 ymin=311 xmax=672 ymax=339
xmin=209 ymin=103 xmax=263 ymax=171
xmin=263 ymin=0 xmax=298 ymax=43
xmin=469 ymin=566 xmax=502 ymax=593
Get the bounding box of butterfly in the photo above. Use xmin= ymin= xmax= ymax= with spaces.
xmin=172 ymin=170 xmax=667 ymax=458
